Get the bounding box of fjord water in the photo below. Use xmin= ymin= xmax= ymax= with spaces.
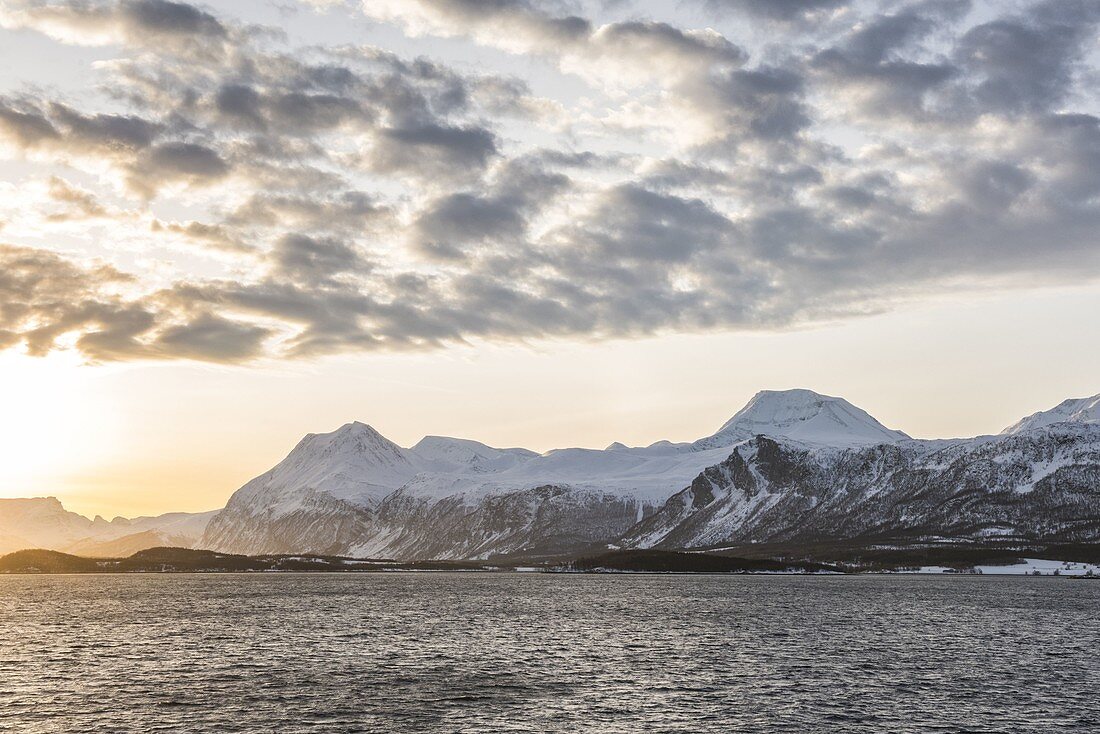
xmin=1 ymin=575 xmax=1097 ymax=733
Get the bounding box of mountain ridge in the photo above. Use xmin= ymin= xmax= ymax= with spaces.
xmin=1002 ymin=394 xmax=1100 ymax=435
xmin=5 ymin=388 xmax=1100 ymax=560
xmin=199 ymin=388 xmax=1100 ymax=559
xmin=0 ymin=498 xmax=218 ymax=556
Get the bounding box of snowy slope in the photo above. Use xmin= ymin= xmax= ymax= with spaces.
xmin=1002 ymin=394 xmax=1100 ymax=434
xmin=410 ymin=436 xmax=538 ymax=473
xmin=396 ymin=444 xmax=737 ymax=505
xmin=227 ymin=421 xmax=421 ymax=514
xmin=694 ymin=389 xmax=910 ymax=449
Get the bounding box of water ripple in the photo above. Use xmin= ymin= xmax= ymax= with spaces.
xmin=0 ymin=574 xmax=1097 ymax=733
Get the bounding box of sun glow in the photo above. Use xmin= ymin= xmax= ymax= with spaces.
xmin=0 ymin=352 xmax=119 ymax=498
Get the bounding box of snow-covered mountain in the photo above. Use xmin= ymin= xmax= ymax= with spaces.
xmin=201 ymin=423 xmax=733 ymax=557
xmin=1002 ymin=394 xmax=1100 ymax=434
xmin=0 ymin=497 xmax=217 ymax=555
xmin=693 ymin=389 xmax=910 ymax=449
xmin=200 ymin=389 xmax=923 ymax=558
xmin=622 ymin=423 xmax=1100 ymax=550
xmin=202 ymin=388 xmax=1100 ymax=559
xmin=0 ymin=498 xmax=94 ymax=554
xmin=11 ymin=387 xmax=1095 ymax=561
xmin=225 ymin=422 xmax=420 ymax=513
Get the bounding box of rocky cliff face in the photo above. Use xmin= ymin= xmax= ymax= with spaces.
xmin=203 ymin=483 xmax=646 ymax=560
xmin=622 ymin=425 xmax=1100 ymax=549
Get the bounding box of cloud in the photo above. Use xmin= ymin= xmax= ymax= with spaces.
xmin=150 ymin=219 xmax=253 ymax=254
xmin=226 ymin=191 xmax=390 ymax=234
xmin=0 ymin=243 xmax=275 ymax=362
xmin=361 ymin=0 xmax=746 ymax=82
xmin=408 ymin=158 xmax=568 ymax=259
xmin=153 ymin=313 xmax=272 ymax=362
xmin=698 ymin=0 xmax=848 ymax=24
xmin=45 ymin=177 xmax=110 ymax=221
xmin=0 ymin=243 xmax=144 ymax=359
xmin=270 ymin=234 xmax=370 ymax=286
xmin=0 ymin=0 xmax=232 ymax=56
xmin=0 ymin=97 xmax=228 ymax=197
xmin=365 ymin=123 xmax=499 ymax=181
xmin=810 ymin=3 xmax=963 ymax=121
xmin=128 ymin=142 xmax=228 ymax=196
xmin=0 ymin=0 xmax=1099 ymax=365
xmin=0 ymin=98 xmax=163 ymax=157
xmin=0 ymin=101 xmax=60 ymax=148
xmin=955 ymin=0 xmax=1100 ymax=115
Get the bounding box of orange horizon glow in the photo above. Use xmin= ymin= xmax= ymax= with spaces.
xmin=3 ymin=282 xmax=1099 ymax=520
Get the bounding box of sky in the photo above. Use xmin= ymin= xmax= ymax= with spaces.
xmin=0 ymin=0 xmax=1098 ymax=518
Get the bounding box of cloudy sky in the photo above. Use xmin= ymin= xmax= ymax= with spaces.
xmin=1 ymin=0 xmax=1098 ymax=516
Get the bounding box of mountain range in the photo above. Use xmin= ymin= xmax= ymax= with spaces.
xmin=0 ymin=498 xmax=216 ymax=556
xmin=4 ymin=389 xmax=1099 ymax=559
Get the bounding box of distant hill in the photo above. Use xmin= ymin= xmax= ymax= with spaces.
xmin=0 ymin=549 xmax=101 ymax=573
xmin=0 ymin=546 xmax=488 ymax=573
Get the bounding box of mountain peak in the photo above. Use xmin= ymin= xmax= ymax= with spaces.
xmin=226 ymin=420 xmax=420 ymax=512
xmin=1001 ymin=393 xmax=1100 ymax=435
xmin=695 ymin=388 xmax=909 ymax=449
xmin=306 ymin=420 xmax=408 ymax=459
xmin=334 ymin=420 xmax=383 ymax=437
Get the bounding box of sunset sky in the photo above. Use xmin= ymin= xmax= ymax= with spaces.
xmin=1 ymin=0 xmax=1098 ymax=518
